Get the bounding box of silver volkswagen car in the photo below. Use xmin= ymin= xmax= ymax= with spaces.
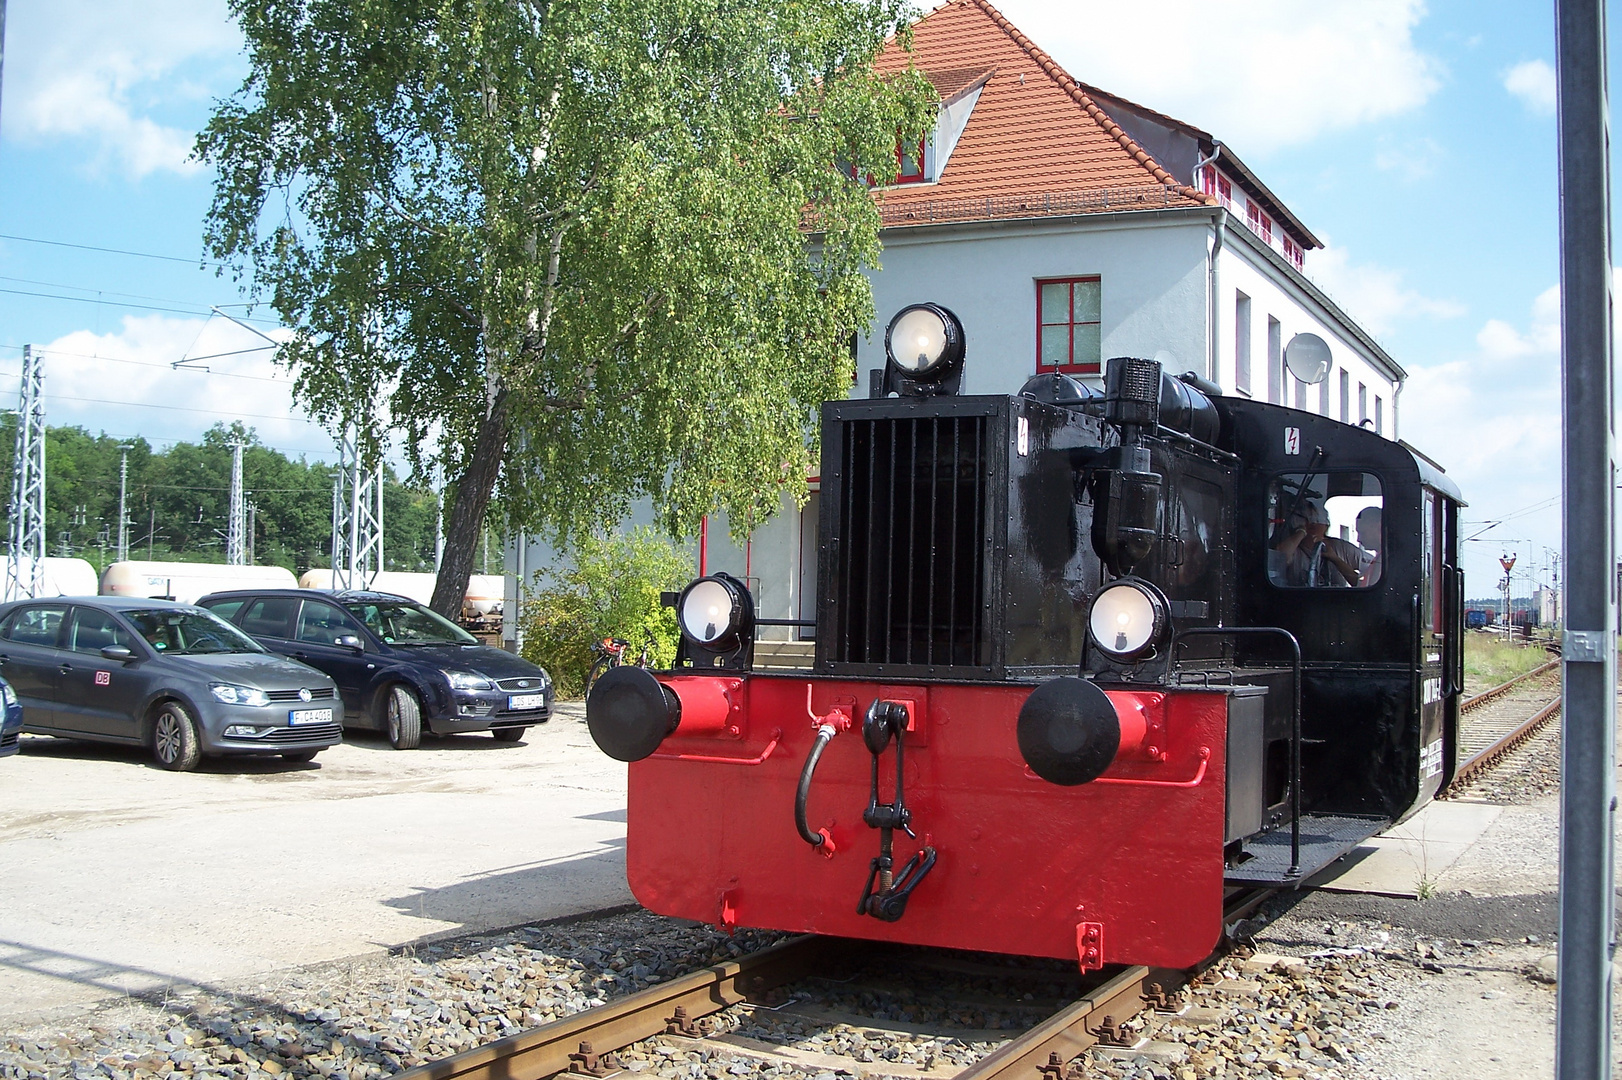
xmin=0 ymin=596 xmax=342 ymax=770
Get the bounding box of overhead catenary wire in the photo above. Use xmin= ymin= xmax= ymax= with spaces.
xmin=0 ymin=231 xmax=226 ymax=268
xmin=0 ymin=343 xmax=294 ymax=384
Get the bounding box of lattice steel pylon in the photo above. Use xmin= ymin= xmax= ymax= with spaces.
xmin=226 ymin=440 xmax=247 ymax=565
xmin=330 ymin=427 xmax=383 ymax=590
xmin=5 ymin=346 xmax=46 ymax=601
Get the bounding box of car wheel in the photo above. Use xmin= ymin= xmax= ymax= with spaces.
xmin=384 ymin=685 xmax=422 ymax=750
xmin=491 ymin=727 xmax=526 ymax=743
xmin=151 ymin=702 xmax=202 ymax=772
xmin=281 ymin=749 xmax=320 ymax=762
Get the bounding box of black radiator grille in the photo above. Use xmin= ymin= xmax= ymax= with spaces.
xmin=833 ymin=414 xmax=990 ymax=668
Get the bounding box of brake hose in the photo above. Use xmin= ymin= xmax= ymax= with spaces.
xmin=795 ymin=723 xmax=839 ymax=846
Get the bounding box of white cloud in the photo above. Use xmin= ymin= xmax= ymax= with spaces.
xmin=1374 ymin=136 xmax=1444 ymax=182
xmin=1475 ymin=284 xmax=1560 ymax=359
xmin=1402 ymin=285 xmax=1563 ymax=590
xmin=993 ymin=0 xmax=1441 ymax=155
xmin=1304 ymin=244 xmax=1466 ymax=337
xmin=1503 ymin=59 xmax=1557 ymax=115
xmin=29 ymin=314 xmax=333 ymax=458
xmin=5 ymin=0 xmax=242 ymax=177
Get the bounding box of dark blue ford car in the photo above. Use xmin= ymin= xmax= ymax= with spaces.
xmin=196 ymin=589 xmax=553 ymax=749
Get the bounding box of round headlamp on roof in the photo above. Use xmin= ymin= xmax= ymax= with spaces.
xmin=1088 ymin=578 xmax=1169 ymax=661
xmin=677 ymin=574 xmax=748 ymax=648
xmin=885 ymin=303 xmax=965 ymax=380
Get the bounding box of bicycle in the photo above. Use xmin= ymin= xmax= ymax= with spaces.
xmin=583 ymin=636 xmax=652 ymax=701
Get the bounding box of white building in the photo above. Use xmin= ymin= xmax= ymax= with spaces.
xmin=508 ymin=0 xmax=1405 ymax=649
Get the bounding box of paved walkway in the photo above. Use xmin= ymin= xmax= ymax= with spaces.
xmin=0 ymin=702 xmax=631 ymax=1024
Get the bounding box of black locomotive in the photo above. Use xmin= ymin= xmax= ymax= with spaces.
xmin=587 ymin=302 xmax=1464 ymax=967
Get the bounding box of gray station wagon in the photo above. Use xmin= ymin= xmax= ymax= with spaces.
xmin=0 ymin=596 xmax=342 ymax=770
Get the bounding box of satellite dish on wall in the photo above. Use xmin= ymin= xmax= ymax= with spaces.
xmin=1284 ymin=333 xmax=1332 ymax=385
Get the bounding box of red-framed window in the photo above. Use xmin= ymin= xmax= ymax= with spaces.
xmin=896 ymin=138 xmax=926 ymax=184
xmin=1282 ymin=235 xmax=1304 ymax=269
xmin=1037 ymin=277 xmax=1102 ymax=375
xmin=842 ymin=136 xmax=929 ymax=186
xmin=1217 ymin=175 xmax=1232 ymax=209
xmin=1246 ymin=201 xmax=1273 ymax=245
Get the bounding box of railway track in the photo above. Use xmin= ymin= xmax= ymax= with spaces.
xmin=1445 ymin=658 xmax=1561 ymax=795
xmin=397 ymin=891 xmax=1275 ymax=1080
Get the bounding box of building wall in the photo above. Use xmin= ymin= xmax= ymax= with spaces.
xmin=1214 ymin=225 xmax=1402 ymax=436
xmin=857 ymin=211 xmax=1212 ymax=394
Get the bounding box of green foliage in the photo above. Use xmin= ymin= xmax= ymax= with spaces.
xmin=199 ymin=0 xmax=938 ymax=559
xmin=1463 ymin=632 xmax=1554 ymax=694
xmin=518 ymin=528 xmax=691 ymax=698
xmin=0 ymin=419 xmax=439 ymax=575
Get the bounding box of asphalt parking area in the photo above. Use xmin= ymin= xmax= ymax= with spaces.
xmin=0 ymin=702 xmax=630 ymax=1026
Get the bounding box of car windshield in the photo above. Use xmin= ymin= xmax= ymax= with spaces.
xmin=343 ymin=600 xmax=477 ymax=645
xmin=121 ymin=608 xmax=266 ymax=655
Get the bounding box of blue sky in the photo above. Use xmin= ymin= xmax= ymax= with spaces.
xmin=0 ymin=0 xmax=1595 ymax=595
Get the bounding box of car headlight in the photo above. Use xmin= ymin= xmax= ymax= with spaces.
xmin=1088 ymin=579 xmax=1169 ymax=660
xmin=1 ymin=683 xmax=16 ymax=708
xmin=210 ymin=683 xmax=271 ymax=707
xmin=443 ymin=670 xmax=494 ymax=692
xmin=678 ymin=576 xmax=747 ymax=646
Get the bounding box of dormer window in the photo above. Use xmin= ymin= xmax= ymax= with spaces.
xmin=896 ymin=138 xmax=927 ymax=184
xmin=1283 ymin=236 xmax=1305 ymax=270
xmin=1246 ymin=201 xmax=1272 ymax=245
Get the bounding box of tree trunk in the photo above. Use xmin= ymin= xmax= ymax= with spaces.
xmin=430 ymin=390 xmax=510 ymax=618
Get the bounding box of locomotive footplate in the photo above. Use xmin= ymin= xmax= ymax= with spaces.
xmin=1223 ymin=813 xmax=1389 ymax=888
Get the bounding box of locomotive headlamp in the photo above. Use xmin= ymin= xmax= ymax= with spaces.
xmin=1088 ymin=579 xmax=1169 ymax=660
xmin=880 ymin=303 xmax=966 ymax=396
xmin=678 ymin=575 xmax=747 ymax=646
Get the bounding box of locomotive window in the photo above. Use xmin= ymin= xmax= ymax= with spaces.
xmin=1267 ymin=473 xmax=1383 ymax=588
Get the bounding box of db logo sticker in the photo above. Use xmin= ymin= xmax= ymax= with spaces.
xmin=1284 ymin=427 xmax=1301 ymax=455
xmin=94 ymin=671 xmax=111 ymax=686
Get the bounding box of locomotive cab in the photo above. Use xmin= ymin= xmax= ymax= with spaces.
xmin=586 ymin=303 xmax=1462 ymax=970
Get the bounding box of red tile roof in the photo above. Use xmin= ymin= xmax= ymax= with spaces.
xmin=871 ymin=0 xmax=1213 ymax=226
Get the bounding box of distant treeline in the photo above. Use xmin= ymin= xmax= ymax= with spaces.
xmin=0 ymin=418 xmax=460 ymax=575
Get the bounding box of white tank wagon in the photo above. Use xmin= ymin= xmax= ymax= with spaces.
xmin=100 ymin=561 xmax=298 ymax=605
xmin=299 ymin=570 xmax=504 ymax=619
xmin=0 ymin=557 xmax=99 ymax=597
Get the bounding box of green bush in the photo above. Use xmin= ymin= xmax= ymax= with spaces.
xmin=518 ymin=528 xmax=692 ymax=698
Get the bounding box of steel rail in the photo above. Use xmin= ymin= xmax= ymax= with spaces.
xmin=392 ymin=935 xmax=842 ymax=1080
xmin=398 ymin=891 xmax=1278 ymax=1080
xmin=951 ymin=965 xmax=1152 ymax=1080
xmin=950 ymin=887 xmax=1275 ymax=1080
xmin=1448 ymin=697 xmax=1563 ymax=794
xmin=1459 ymin=658 xmax=1559 ymax=713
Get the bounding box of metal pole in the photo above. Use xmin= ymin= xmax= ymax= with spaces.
xmin=1556 ymin=0 xmax=1617 ymax=1074
xmin=116 ymin=450 xmax=129 ymax=562
xmin=1 ymin=0 xmax=9 ymax=137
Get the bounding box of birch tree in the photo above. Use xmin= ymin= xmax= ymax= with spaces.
xmin=200 ymin=0 xmax=934 ymax=614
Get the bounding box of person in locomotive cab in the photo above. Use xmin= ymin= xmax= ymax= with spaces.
xmin=1355 ymin=506 xmax=1383 ymax=586
xmin=1272 ymin=501 xmax=1367 ymax=587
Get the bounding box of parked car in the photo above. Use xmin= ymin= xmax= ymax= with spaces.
xmin=0 ymin=597 xmax=342 ymax=771
xmin=195 ymin=589 xmax=553 ymax=749
xmin=0 ymin=675 xmax=21 ymax=759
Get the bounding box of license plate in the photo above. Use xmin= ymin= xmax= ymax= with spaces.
xmin=508 ymin=693 xmax=546 ymax=711
xmin=289 ymin=708 xmax=333 ymax=726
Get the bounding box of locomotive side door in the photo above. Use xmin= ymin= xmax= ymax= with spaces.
xmin=1418 ymin=487 xmax=1462 ymax=798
